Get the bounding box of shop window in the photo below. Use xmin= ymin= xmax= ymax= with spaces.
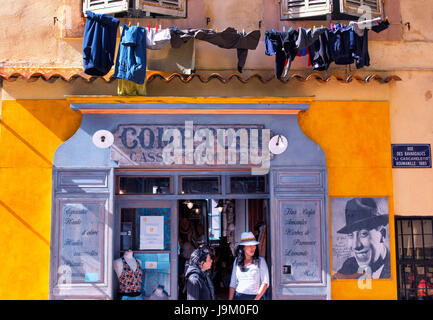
xmin=117 ymin=176 xmax=171 ymax=194
xmin=396 ymin=217 xmax=433 ymax=300
xmin=229 ymin=175 xmax=267 ymax=194
xmin=180 ymin=176 xmax=221 ymax=194
xmin=83 ymin=0 xmax=187 ymax=18
xmin=280 ymin=0 xmax=383 ymax=20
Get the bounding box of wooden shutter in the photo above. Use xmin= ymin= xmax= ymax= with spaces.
xmin=281 ymin=0 xmax=331 ymax=19
xmin=135 ymin=0 xmax=186 ymax=18
xmin=340 ymin=0 xmax=383 ymax=17
xmin=83 ymin=0 xmax=129 ymax=15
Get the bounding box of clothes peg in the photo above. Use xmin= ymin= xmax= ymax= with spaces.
xmin=137 ymin=22 xmax=140 ymax=27
xmin=148 ymin=24 xmax=151 ymax=32
xmin=242 ymin=28 xmax=245 ymax=34
xmin=330 ymin=23 xmax=333 ymax=31
xmin=215 ymin=28 xmax=218 ymax=33
xmin=288 ymin=26 xmax=292 ymax=32
xmin=128 ymin=21 xmax=131 ymax=27
xmin=156 ymin=24 xmax=158 ymax=32
xmin=283 ymin=26 xmax=285 ymax=32
xmin=159 ymin=24 xmax=162 ymax=30
xmin=313 ymin=25 xmax=316 ymax=30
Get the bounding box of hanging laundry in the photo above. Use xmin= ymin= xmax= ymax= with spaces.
xmin=328 ymin=24 xmax=355 ymax=65
xmin=82 ymin=11 xmax=119 ymax=76
xmin=265 ymin=27 xmax=326 ymax=79
xmin=146 ymin=27 xmax=171 ymax=50
xmin=169 ymin=27 xmax=261 ymax=73
xmin=114 ymin=25 xmax=147 ymax=84
xmin=308 ymin=29 xmax=332 ymax=71
xmin=372 ymin=19 xmax=390 ymax=33
xmin=351 ymin=28 xmax=370 ymax=69
xmin=118 ymin=78 xmax=147 ymax=96
xmin=147 ymin=38 xmax=196 ymax=75
xmin=350 ymin=18 xmax=390 ymax=37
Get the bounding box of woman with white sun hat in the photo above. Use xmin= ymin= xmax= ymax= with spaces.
xmin=228 ymin=231 xmax=269 ymax=300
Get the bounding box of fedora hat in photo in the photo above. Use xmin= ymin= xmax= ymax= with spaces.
xmin=238 ymin=231 xmax=260 ymax=246
xmin=337 ymin=198 xmax=389 ymax=234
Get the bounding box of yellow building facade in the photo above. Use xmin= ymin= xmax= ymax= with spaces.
xmin=0 ymin=0 xmax=431 ymax=300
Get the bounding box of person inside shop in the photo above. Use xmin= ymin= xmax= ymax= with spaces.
xmin=113 ymin=249 xmax=143 ymax=300
xmin=335 ymin=198 xmax=391 ymax=279
xmin=185 ymin=246 xmax=216 ymax=300
xmin=228 ymin=232 xmax=269 ymax=300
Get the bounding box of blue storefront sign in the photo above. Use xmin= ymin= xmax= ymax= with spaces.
xmin=392 ymin=144 xmax=431 ymax=168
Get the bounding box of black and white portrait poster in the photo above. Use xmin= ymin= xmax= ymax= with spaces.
xmin=331 ymin=197 xmax=390 ymax=279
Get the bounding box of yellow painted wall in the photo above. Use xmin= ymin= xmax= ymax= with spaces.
xmin=0 ymin=100 xmax=81 ymax=299
xmin=299 ymin=101 xmax=396 ymax=300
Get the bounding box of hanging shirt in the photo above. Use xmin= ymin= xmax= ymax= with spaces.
xmin=82 ymin=11 xmax=119 ymax=76
xmin=118 ymin=257 xmax=143 ymax=294
xmin=114 ymin=25 xmax=147 ymax=84
xmin=308 ymin=29 xmax=332 ymax=71
xmin=229 ymin=257 xmax=269 ymax=295
xmin=146 ymin=27 xmax=171 ymax=50
xmin=169 ymin=27 xmax=261 ymax=73
xmin=351 ymin=27 xmax=370 ymax=69
xmin=328 ymin=24 xmax=355 ymax=65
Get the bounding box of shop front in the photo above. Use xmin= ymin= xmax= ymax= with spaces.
xmin=49 ymin=97 xmax=330 ymax=300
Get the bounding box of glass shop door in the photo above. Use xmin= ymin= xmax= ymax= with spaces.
xmin=115 ymin=200 xmax=177 ymax=300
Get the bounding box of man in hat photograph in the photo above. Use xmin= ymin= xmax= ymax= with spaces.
xmin=332 ymin=197 xmax=391 ymax=279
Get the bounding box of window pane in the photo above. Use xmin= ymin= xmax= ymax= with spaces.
xmin=119 ymin=177 xmax=171 ymax=194
xmin=397 ymin=220 xmax=402 ymax=236
xmin=230 ymin=176 xmax=266 ymax=194
xmin=181 ymin=177 xmax=220 ymax=194
xmin=413 ymin=220 xmax=422 ymax=235
xmin=404 ymin=265 xmax=417 ymax=300
xmin=402 ymin=220 xmax=412 ymax=235
xmin=423 ymin=220 xmax=433 ymax=234
xmin=121 ymin=208 xmax=137 ymax=251
xmin=414 ymin=235 xmax=424 ymax=260
xmin=424 ymin=234 xmax=433 ymax=259
xmin=403 ymin=235 xmax=413 ymax=259
xmin=398 ymin=235 xmax=403 ymax=260
xmin=416 ymin=266 xmax=427 ymax=299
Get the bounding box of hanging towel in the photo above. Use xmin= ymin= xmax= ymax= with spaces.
xmin=114 ymin=25 xmax=147 ymax=84
xmin=169 ymin=27 xmax=261 ymax=73
xmin=82 ymin=11 xmax=119 ymax=76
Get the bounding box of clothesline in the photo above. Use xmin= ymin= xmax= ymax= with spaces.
xmin=122 ymin=16 xmax=388 ymax=34
xmin=82 ymin=10 xmax=390 ymax=90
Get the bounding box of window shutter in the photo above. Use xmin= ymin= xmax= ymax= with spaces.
xmin=281 ymin=0 xmax=331 ymax=19
xmin=83 ymin=0 xmax=129 ymax=15
xmin=135 ymin=0 xmax=186 ymax=18
xmin=340 ymin=0 xmax=383 ymax=17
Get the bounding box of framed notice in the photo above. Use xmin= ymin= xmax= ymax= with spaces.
xmin=139 ymin=215 xmax=164 ymax=250
xmin=58 ymin=200 xmax=105 ymax=283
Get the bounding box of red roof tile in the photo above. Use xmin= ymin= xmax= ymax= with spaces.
xmin=0 ymin=67 xmax=401 ymax=84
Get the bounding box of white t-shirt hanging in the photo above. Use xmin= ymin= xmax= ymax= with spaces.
xmin=146 ymin=28 xmax=171 ymax=50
